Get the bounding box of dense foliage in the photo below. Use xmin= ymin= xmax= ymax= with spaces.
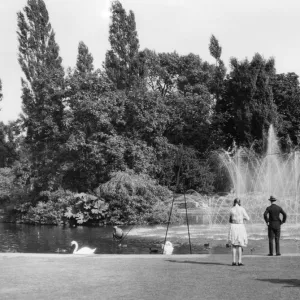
xmin=1 ymin=0 xmax=300 ymax=225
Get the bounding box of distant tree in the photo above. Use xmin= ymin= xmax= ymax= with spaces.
xmin=208 ymin=35 xmax=226 ymax=99
xmin=209 ymin=35 xmax=222 ymax=63
xmin=62 ymin=42 xmax=125 ymax=191
xmin=156 ymin=144 xmax=215 ymax=194
xmin=177 ymin=53 xmax=214 ymax=97
xmin=220 ymin=54 xmax=278 ymax=150
xmin=143 ymin=50 xmax=180 ymax=96
xmin=124 ymin=89 xmax=169 ymax=142
xmin=143 ymin=50 xmax=216 ymax=98
xmin=0 ymin=168 xmax=14 ymax=203
xmin=164 ymin=91 xmax=213 ymax=153
xmin=104 ymin=0 xmax=141 ymax=90
xmin=17 ymin=0 xmax=65 ymax=191
xmin=0 ymin=121 xmax=21 ymax=168
xmin=0 ymin=123 xmax=8 ymax=168
xmin=272 ymin=72 xmax=300 ymax=147
xmin=76 ymin=41 xmax=94 ymax=75
xmin=0 ymin=79 xmax=2 ymax=111
xmin=208 ymin=35 xmax=228 ymax=151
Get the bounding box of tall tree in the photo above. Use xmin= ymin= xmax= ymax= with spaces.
xmin=143 ymin=50 xmax=180 ymax=96
xmin=76 ymin=41 xmax=94 ymax=75
xmin=62 ymin=42 xmax=125 ymax=191
xmin=177 ymin=53 xmax=214 ymax=96
xmin=208 ymin=35 xmax=228 ymax=150
xmin=272 ymin=72 xmax=300 ymax=147
xmin=209 ymin=35 xmax=222 ymax=64
xmin=17 ymin=0 xmax=65 ymax=191
xmin=104 ymin=0 xmax=141 ymax=90
xmin=208 ymin=35 xmax=226 ymax=99
xmin=0 ymin=79 xmax=2 ymax=111
xmin=0 ymin=121 xmax=21 ymax=168
xmin=220 ymin=54 xmax=278 ymax=150
xmin=143 ymin=50 xmax=215 ymax=97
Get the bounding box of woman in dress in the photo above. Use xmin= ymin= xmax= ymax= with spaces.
xmin=228 ymin=198 xmax=250 ymax=266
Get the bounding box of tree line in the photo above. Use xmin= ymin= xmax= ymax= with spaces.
xmin=1 ymin=0 xmax=300 ymax=225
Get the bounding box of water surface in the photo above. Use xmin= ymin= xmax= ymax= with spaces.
xmin=1 ymin=223 xmax=299 ymax=255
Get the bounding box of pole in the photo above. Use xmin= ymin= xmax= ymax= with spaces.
xmin=163 ymin=146 xmax=182 ymax=254
xmin=162 ymin=192 xmax=175 ymax=254
xmin=183 ymin=188 xmax=192 ymax=254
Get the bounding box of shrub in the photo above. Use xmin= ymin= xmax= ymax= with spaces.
xmin=17 ymin=201 xmax=64 ymax=225
xmin=13 ymin=189 xmax=108 ymax=225
xmin=0 ymin=168 xmax=14 ymax=204
xmin=64 ymin=193 xmax=108 ymax=225
xmin=99 ymin=170 xmax=180 ymax=224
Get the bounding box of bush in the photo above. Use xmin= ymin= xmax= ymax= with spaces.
xmin=99 ymin=170 xmax=180 ymax=224
xmin=13 ymin=189 xmax=108 ymax=225
xmin=64 ymin=193 xmax=108 ymax=225
xmin=0 ymin=168 xmax=14 ymax=204
xmin=11 ymin=170 xmax=181 ymax=226
xmin=17 ymin=201 xmax=64 ymax=225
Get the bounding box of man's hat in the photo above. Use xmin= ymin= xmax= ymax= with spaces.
xmin=268 ymin=195 xmax=277 ymax=202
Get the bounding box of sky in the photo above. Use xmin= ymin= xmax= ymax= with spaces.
xmin=1 ymin=0 xmax=300 ymax=124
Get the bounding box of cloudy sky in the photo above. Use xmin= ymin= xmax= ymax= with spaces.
xmin=1 ymin=0 xmax=300 ymax=124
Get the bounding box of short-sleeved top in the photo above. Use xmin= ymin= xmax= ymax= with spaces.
xmin=230 ymin=206 xmax=250 ymax=224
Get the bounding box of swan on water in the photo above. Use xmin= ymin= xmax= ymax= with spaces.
xmin=71 ymin=241 xmax=96 ymax=254
xmin=162 ymin=241 xmax=174 ymax=255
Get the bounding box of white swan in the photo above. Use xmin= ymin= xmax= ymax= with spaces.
xmin=71 ymin=241 xmax=96 ymax=254
xmin=162 ymin=241 xmax=174 ymax=255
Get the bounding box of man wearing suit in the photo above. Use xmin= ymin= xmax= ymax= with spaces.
xmin=263 ymin=196 xmax=287 ymax=256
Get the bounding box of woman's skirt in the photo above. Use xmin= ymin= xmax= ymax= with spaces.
xmin=228 ymin=223 xmax=248 ymax=247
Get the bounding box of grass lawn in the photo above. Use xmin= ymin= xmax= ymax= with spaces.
xmin=0 ymin=253 xmax=300 ymax=300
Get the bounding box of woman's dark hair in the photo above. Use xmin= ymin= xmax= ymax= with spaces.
xmin=233 ymin=198 xmax=241 ymax=206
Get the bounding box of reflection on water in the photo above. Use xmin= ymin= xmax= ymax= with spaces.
xmin=0 ymin=222 xmax=300 ymax=255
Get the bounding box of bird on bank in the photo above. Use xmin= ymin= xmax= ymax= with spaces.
xmin=149 ymin=247 xmax=160 ymax=254
xmin=204 ymin=243 xmax=211 ymax=249
xmin=71 ymin=241 xmax=96 ymax=254
xmin=162 ymin=241 xmax=174 ymax=255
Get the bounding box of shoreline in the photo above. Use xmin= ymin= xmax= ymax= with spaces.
xmin=1 ymin=252 xmax=300 ymax=257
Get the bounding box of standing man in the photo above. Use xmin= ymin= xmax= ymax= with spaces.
xmin=263 ymin=196 xmax=287 ymax=256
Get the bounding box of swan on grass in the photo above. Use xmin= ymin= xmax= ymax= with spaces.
xmin=162 ymin=241 xmax=174 ymax=255
xmin=71 ymin=241 xmax=96 ymax=254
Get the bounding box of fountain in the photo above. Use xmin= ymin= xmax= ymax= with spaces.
xmin=217 ymin=125 xmax=300 ymax=224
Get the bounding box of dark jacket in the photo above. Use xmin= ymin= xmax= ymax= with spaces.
xmin=263 ymin=203 xmax=287 ymax=229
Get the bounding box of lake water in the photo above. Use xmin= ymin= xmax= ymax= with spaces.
xmin=1 ymin=222 xmax=300 ymax=255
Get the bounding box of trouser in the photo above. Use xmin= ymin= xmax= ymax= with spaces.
xmin=268 ymin=227 xmax=281 ymax=255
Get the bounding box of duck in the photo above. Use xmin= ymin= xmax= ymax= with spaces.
xmin=71 ymin=241 xmax=96 ymax=254
xmin=55 ymin=248 xmax=68 ymax=253
xmin=162 ymin=241 xmax=174 ymax=255
xmin=204 ymin=243 xmax=211 ymax=249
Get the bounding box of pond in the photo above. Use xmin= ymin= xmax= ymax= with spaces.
xmin=1 ymin=222 xmax=300 ymax=255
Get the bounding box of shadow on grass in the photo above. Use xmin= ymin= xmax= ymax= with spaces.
xmin=257 ymin=278 xmax=300 ymax=287
xmin=165 ymin=260 xmax=229 ymax=266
